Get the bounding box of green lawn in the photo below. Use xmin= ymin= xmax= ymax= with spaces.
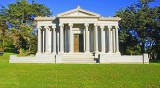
xmin=0 ymin=53 xmax=160 ymax=88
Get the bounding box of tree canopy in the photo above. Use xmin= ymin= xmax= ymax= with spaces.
xmin=0 ymin=0 xmax=52 ymax=55
xmin=116 ymin=0 xmax=160 ymax=59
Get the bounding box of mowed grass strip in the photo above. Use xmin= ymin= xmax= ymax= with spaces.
xmin=0 ymin=53 xmax=160 ymax=88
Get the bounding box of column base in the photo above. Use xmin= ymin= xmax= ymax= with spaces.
xmin=44 ymin=52 xmax=52 ymax=55
xmin=85 ymin=51 xmax=90 ymax=53
xmin=94 ymin=51 xmax=99 ymax=54
xmin=36 ymin=52 xmax=42 ymax=56
xmin=107 ymin=50 xmax=113 ymax=53
xmin=59 ymin=51 xmax=64 ymax=54
xmin=101 ymin=50 xmax=105 ymax=53
xmin=69 ymin=51 xmax=73 ymax=54
xmin=115 ymin=51 xmax=121 ymax=55
xmin=51 ymin=52 xmax=56 ymax=55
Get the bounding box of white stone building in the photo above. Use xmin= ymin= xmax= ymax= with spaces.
xmin=9 ymin=6 xmax=149 ymax=64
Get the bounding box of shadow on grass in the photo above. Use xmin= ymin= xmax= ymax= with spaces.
xmin=150 ymin=59 xmax=160 ymax=63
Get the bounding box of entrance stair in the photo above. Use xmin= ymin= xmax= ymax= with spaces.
xmin=61 ymin=53 xmax=97 ymax=64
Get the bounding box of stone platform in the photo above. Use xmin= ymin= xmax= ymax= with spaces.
xmin=9 ymin=53 xmax=149 ymax=64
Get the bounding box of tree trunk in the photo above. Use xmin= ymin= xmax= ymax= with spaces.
xmin=141 ymin=42 xmax=145 ymax=54
xmin=2 ymin=39 xmax=4 ymax=51
xmin=29 ymin=44 xmax=31 ymax=53
xmin=19 ymin=48 xmax=23 ymax=55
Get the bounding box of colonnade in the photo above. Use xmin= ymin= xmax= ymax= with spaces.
xmin=37 ymin=25 xmax=56 ymax=54
xmin=37 ymin=23 xmax=120 ymax=54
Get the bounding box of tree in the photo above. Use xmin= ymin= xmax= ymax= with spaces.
xmin=1 ymin=0 xmax=52 ymax=55
xmin=0 ymin=5 xmax=9 ymax=52
xmin=116 ymin=0 xmax=160 ymax=58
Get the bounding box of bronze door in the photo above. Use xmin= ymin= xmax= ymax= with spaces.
xmin=74 ymin=34 xmax=84 ymax=52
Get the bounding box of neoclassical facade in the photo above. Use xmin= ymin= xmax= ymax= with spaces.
xmin=9 ymin=6 xmax=149 ymax=64
xmin=36 ymin=6 xmax=120 ymax=55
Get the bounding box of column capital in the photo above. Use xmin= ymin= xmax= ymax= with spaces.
xmin=44 ymin=26 xmax=49 ymax=29
xmin=94 ymin=23 xmax=98 ymax=27
xmin=59 ymin=23 xmax=64 ymax=27
xmin=69 ymin=23 xmax=73 ymax=27
xmin=37 ymin=26 xmax=42 ymax=29
xmin=48 ymin=27 xmax=53 ymax=31
xmin=84 ymin=23 xmax=89 ymax=27
xmin=115 ymin=26 xmax=119 ymax=29
xmin=100 ymin=25 xmax=104 ymax=29
xmin=44 ymin=26 xmax=51 ymax=31
xmin=108 ymin=26 xmax=113 ymax=29
xmin=51 ymin=25 xmax=56 ymax=29
xmin=38 ymin=27 xmax=43 ymax=31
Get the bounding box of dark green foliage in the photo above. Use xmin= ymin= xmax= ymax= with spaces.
xmin=0 ymin=6 xmax=8 ymax=52
xmin=29 ymin=34 xmax=37 ymax=54
xmin=7 ymin=0 xmax=52 ymax=26
xmin=116 ymin=0 xmax=160 ymax=58
xmin=0 ymin=0 xmax=52 ymax=55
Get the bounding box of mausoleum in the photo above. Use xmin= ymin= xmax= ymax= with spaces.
xmin=9 ymin=6 xmax=149 ymax=64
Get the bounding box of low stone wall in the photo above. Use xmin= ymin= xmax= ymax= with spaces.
xmin=99 ymin=53 xmax=149 ymax=64
xmin=9 ymin=53 xmax=149 ymax=64
xmin=9 ymin=55 xmax=55 ymax=63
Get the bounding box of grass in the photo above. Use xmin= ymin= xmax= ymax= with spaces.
xmin=0 ymin=53 xmax=160 ymax=88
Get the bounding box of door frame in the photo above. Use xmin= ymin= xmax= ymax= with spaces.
xmin=74 ymin=34 xmax=84 ymax=52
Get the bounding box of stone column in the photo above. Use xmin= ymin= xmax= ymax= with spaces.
xmin=113 ymin=29 xmax=116 ymax=53
xmin=59 ymin=24 xmax=64 ymax=53
xmin=108 ymin=26 xmax=112 ymax=53
xmin=85 ymin=23 xmax=89 ymax=53
xmin=100 ymin=26 xmax=105 ymax=53
xmin=37 ymin=26 xmax=42 ymax=54
xmin=42 ymin=29 xmax=45 ymax=53
xmin=52 ymin=26 xmax=56 ymax=54
xmin=83 ymin=30 xmax=86 ymax=52
xmin=64 ymin=26 xmax=67 ymax=52
xmin=94 ymin=24 xmax=98 ymax=53
xmin=115 ymin=26 xmax=120 ymax=54
xmin=57 ymin=32 xmax=59 ymax=52
xmin=110 ymin=28 xmax=113 ymax=53
xmin=48 ymin=27 xmax=52 ymax=54
xmin=45 ymin=26 xmax=50 ymax=54
xmin=69 ymin=23 xmax=73 ymax=53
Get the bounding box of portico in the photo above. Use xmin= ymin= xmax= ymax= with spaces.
xmin=36 ymin=6 xmax=121 ymax=56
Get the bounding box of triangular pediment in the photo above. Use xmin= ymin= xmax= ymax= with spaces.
xmin=57 ymin=6 xmax=100 ymax=17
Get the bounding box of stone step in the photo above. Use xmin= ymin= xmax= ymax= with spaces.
xmin=63 ymin=59 xmax=94 ymax=61
xmin=62 ymin=57 xmax=94 ymax=59
xmin=62 ymin=54 xmax=94 ymax=58
xmin=62 ymin=61 xmax=96 ymax=64
xmin=62 ymin=58 xmax=96 ymax=63
xmin=61 ymin=53 xmax=96 ymax=63
xmin=62 ymin=53 xmax=93 ymax=56
xmin=62 ymin=55 xmax=93 ymax=57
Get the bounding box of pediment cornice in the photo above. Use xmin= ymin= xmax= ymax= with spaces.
xmin=35 ymin=17 xmax=56 ymax=21
xmin=99 ymin=17 xmax=121 ymax=21
xmin=57 ymin=6 xmax=100 ymax=18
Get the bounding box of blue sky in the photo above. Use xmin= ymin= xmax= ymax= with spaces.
xmin=0 ymin=0 xmax=159 ymax=16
